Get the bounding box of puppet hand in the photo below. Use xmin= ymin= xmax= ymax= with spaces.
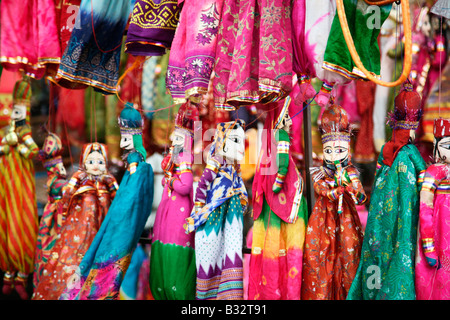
xmin=422 ymin=238 xmax=439 ymax=267
xmin=1 ymin=145 xmax=10 ymax=155
xmin=272 ymin=174 xmax=285 ymax=194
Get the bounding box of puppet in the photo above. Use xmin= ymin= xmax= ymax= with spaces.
xmin=301 ymin=103 xmax=367 ymax=300
xmin=185 ymin=120 xmax=248 ymax=300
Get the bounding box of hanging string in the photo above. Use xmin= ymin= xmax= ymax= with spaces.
xmin=61 ymin=111 xmax=74 ymax=168
xmin=93 ymin=91 xmax=98 ymax=142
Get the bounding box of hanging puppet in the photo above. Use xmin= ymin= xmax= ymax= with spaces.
xmin=347 ymin=83 xmax=426 ymax=300
xmin=248 ymin=97 xmax=308 ymax=300
xmin=150 ymin=102 xmax=199 ymax=300
xmin=60 ymin=102 xmax=154 ymax=300
xmin=33 ymin=132 xmax=68 ymax=289
xmin=415 ymin=118 xmax=450 ymax=300
xmin=301 ymin=103 xmax=367 ymax=300
xmin=32 ymin=142 xmax=118 ymax=300
xmin=185 ymin=120 xmax=248 ymax=300
xmin=0 ymin=78 xmax=39 ymax=300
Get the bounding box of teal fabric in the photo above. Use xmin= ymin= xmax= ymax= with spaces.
xmin=120 ymin=244 xmax=147 ymax=299
xmin=347 ymin=144 xmax=426 ymax=300
xmin=323 ymin=0 xmax=392 ymax=79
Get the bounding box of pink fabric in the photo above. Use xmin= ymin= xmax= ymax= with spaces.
xmin=416 ymin=164 xmax=450 ymax=300
xmin=252 ymin=100 xmax=302 ymax=223
xmin=152 ymin=168 xmax=195 ymax=248
xmin=0 ymin=0 xmax=61 ymax=79
xmin=213 ymin=0 xmax=293 ymax=110
xmin=166 ymin=0 xmax=224 ymax=103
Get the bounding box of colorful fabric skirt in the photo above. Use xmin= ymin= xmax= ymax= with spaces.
xmin=166 ymin=0 xmax=224 ymax=104
xmin=213 ymin=0 xmax=293 ymax=110
xmin=194 ymin=194 xmax=244 ymax=300
xmin=125 ymin=0 xmax=180 ymax=56
xmin=60 ymin=161 xmax=154 ymax=300
xmin=33 ymin=197 xmax=63 ymax=288
xmin=56 ymin=0 xmax=133 ymax=94
xmin=0 ymin=150 xmax=38 ymax=276
xmin=323 ymin=0 xmax=392 ymax=80
xmin=248 ymin=197 xmax=307 ymax=300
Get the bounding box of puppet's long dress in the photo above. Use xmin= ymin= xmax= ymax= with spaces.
xmin=150 ymin=162 xmax=196 ymax=300
xmin=60 ymin=152 xmax=154 ymax=300
xmin=347 ymin=144 xmax=426 ymax=300
xmin=301 ymin=165 xmax=366 ymax=300
xmin=415 ymin=164 xmax=450 ymax=300
xmin=32 ymin=171 xmax=117 ymax=300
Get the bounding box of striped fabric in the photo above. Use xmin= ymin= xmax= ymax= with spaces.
xmin=0 ymin=147 xmax=38 ymax=275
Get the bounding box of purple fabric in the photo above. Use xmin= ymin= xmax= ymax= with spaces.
xmin=125 ymin=0 xmax=181 ymax=56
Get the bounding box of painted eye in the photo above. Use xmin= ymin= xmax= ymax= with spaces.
xmin=88 ymin=160 xmax=94 ymax=164
xmin=336 ymin=148 xmax=347 ymax=154
xmin=98 ymin=160 xmax=104 ymax=165
xmin=440 ymin=144 xmax=450 ymax=150
xmin=324 ymin=149 xmax=332 ymax=154
xmin=232 ymin=138 xmax=239 ymax=143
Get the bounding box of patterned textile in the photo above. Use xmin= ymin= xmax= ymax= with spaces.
xmin=249 ymin=196 xmax=307 ymax=300
xmin=55 ymin=0 xmax=82 ymax=55
xmin=301 ymin=165 xmax=366 ymax=300
xmin=194 ymin=194 xmax=244 ymax=300
xmin=416 ymin=164 xmax=450 ymax=300
xmin=166 ymin=0 xmax=224 ymax=104
xmin=125 ymin=0 xmax=180 ymax=56
xmin=150 ymin=161 xmax=196 ymax=300
xmin=0 ymin=0 xmax=61 ymax=79
xmin=33 ymin=174 xmax=67 ymax=289
xmin=354 ymin=80 xmax=376 ymax=163
xmin=323 ymin=0 xmax=392 ymax=80
xmin=32 ymin=169 xmax=118 ymax=300
xmin=60 ymin=152 xmax=154 ymax=300
xmin=56 ymin=0 xmax=134 ymax=94
xmin=347 ymin=144 xmax=426 ymax=300
xmin=185 ymin=121 xmax=248 ymax=233
xmin=186 ymin=121 xmax=248 ymax=300
xmin=213 ymin=0 xmax=293 ymax=110
xmin=0 ymin=124 xmax=39 ymax=276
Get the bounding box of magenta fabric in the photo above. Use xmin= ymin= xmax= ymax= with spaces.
xmin=0 ymin=0 xmax=61 ymax=79
xmin=416 ymin=164 xmax=450 ymax=300
xmin=213 ymin=0 xmax=294 ymax=110
xmin=152 ymin=166 xmax=195 ymax=248
xmin=252 ymin=100 xmax=303 ymax=223
xmin=166 ymin=0 xmax=224 ymax=103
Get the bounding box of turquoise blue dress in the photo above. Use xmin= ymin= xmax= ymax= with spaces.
xmin=60 ymin=152 xmax=154 ymax=300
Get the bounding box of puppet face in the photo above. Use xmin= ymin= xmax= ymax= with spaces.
xmin=280 ymin=113 xmax=292 ymax=133
xmin=323 ymin=139 xmax=350 ymax=165
xmin=435 ymin=136 xmax=450 ymax=164
xmin=84 ymin=151 xmax=106 ymax=176
xmin=55 ymin=162 xmax=67 ymax=178
xmin=218 ymin=127 xmax=246 ymax=162
xmin=120 ymin=133 xmax=134 ymax=150
xmin=171 ymin=130 xmax=186 ymax=150
xmin=421 ymin=14 xmax=432 ymax=37
xmin=11 ymin=104 xmax=27 ymax=122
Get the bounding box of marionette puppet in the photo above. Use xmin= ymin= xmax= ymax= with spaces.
xmin=60 ymin=102 xmax=154 ymax=300
xmin=301 ymin=103 xmax=367 ymax=300
xmin=415 ymin=118 xmax=450 ymax=300
xmin=150 ymin=102 xmax=198 ymax=300
xmin=185 ymin=120 xmax=248 ymax=300
xmin=248 ymin=97 xmax=308 ymax=300
xmin=33 ymin=132 xmax=68 ymax=289
xmin=32 ymin=142 xmax=118 ymax=300
xmin=0 ymin=79 xmax=39 ymax=300
xmin=347 ymin=83 xmax=426 ymax=300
